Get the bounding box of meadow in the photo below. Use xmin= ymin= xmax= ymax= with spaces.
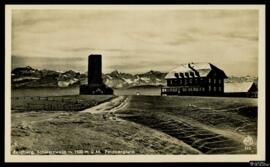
xmin=116 ymin=96 xmax=257 ymax=154
xmin=11 ymin=94 xmax=257 ymax=154
xmin=12 ymin=95 xmax=114 ymax=111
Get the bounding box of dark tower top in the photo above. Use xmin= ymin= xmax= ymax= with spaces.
xmin=88 ymin=54 xmax=102 ymax=86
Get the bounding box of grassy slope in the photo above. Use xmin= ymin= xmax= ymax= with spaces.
xmin=11 ymin=95 xmax=257 ymax=155
xmin=12 ymin=95 xmax=115 ymax=111
xmin=11 ymin=111 xmax=200 ymax=155
xmin=116 ymin=96 xmax=257 ymax=154
xmin=120 ymin=96 xmax=257 ymax=136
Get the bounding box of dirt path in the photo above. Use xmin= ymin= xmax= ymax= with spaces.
xmin=80 ymin=96 xmax=129 ymax=114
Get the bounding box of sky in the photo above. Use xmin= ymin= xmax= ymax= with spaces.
xmin=11 ymin=7 xmax=259 ymax=76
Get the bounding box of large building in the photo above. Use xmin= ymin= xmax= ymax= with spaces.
xmin=80 ymin=54 xmax=113 ymax=95
xmin=161 ymin=63 xmax=228 ymax=96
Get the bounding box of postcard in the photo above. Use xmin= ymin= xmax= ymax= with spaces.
xmin=5 ymin=5 xmax=265 ymax=162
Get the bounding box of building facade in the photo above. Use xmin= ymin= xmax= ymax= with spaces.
xmin=161 ymin=63 xmax=228 ymax=96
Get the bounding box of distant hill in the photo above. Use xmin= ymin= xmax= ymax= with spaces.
xmin=11 ymin=66 xmax=257 ymax=89
xmin=103 ymin=70 xmax=166 ymax=88
xmin=11 ymin=66 xmax=81 ymax=88
xmin=224 ymin=75 xmax=258 ymax=84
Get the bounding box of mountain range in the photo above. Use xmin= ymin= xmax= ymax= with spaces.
xmin=11 ymin=66 xmax=257 ymax=89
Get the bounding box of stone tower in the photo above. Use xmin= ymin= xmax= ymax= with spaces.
xmin=88 ymin=54 xmax=102 ymax=86
xmin=80 ymin=54 xmax=113 ymax=95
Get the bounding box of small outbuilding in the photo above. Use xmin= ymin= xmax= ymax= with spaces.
xmin=224 ymin=81 xmax=258 ymax=98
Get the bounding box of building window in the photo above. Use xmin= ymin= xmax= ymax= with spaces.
xmin=185 ymin=79 xmax=187 ymax=85
xmin=214 ymin=79 xmax=216 ymax=84
xmin=213 ymin=87 xmax=216 ymax=92
xmin=190 ymin=78 xmax=192 ymax=84
xmin=219 ymin=87 xmax=222 ymax=92
xmin=209 ymin=78 xmax=211 ymax=83
xmin=202 ymin=87 xmax=205 ymax=92
xmin=219 ymin=79 xmax=222 ymax=84
xmin=180 ymin=79 xmax=182 ymax=85
xmin=209 ymin=86 xmax=211 ymax=91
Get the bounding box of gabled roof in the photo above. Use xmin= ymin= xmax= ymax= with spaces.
xmin=165 ymin=64 xmax=194 ymax=79
xmin=224 ymin=81 xmax=256 ymax=93
xmin=189 ymin=63 xmax=212 ymax=77
xmin=165 ymin=62 xmax=225 ymax=79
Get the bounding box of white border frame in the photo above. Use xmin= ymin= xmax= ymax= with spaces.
xmin=5 ymin=5 xmax=266 ymax=162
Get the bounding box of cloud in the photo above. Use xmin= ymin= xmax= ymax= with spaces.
xmin=11 ymin=8 xmax=259 ymax=76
